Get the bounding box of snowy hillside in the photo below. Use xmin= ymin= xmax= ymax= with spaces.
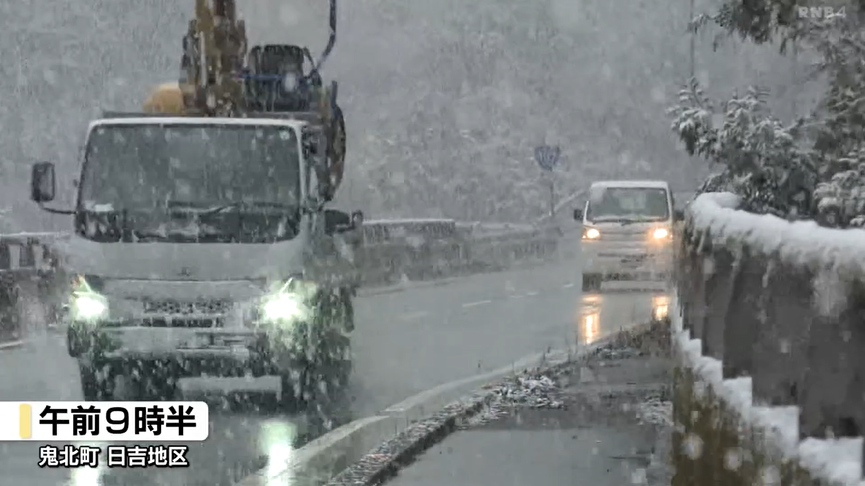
xmin=0 ymin=0 xmax=816 ymax=231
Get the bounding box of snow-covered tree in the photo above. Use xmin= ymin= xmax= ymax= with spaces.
xmin=813 ymin=147 xmax=865 ymax=227
xmin=670 ymin=0 xmax=865 ymax=225
xmin=670 ymin=82 xmax=815 ymax=218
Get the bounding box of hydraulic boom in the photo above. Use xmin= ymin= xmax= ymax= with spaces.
xmin=142 ymin=0 xmax=346 ymax=202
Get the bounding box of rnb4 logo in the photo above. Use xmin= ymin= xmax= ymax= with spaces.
xmin=797 ymin=5 xmax=847 ymax=19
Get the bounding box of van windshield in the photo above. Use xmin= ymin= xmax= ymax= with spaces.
xmin=586 ymin=187 xmax=670 ymax=222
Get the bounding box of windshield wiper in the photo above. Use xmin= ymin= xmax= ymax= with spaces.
xmin=201 ymin=201 xmax=296 ymax=215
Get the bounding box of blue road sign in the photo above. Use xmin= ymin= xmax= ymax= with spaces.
xmin=534 ymin=145 xmax=561 ymax=171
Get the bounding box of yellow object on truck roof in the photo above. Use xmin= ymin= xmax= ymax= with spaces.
xmin=142 ymin=82 xmax=186 ymax=114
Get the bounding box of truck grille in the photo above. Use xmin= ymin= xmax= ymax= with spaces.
xmin=142 ymin=299 xmax=232 ymax=315
xmin=142 ymin=317 xmax=223 ymax=328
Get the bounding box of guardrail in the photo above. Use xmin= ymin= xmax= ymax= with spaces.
xmin=0 ymin=233 xmax=65 ymax=346
xmin=0 ymin=222 xmax=560 ymax=345
xmin=672 ymin=192 xmax=864 ymax=485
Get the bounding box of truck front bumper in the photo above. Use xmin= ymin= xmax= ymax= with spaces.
xmin=581 ymin=241 xmax=673 ymax=280
xmin=69 ymin=325 xmax=289 ymax=378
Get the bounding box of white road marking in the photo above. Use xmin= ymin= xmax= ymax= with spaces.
xmin=563 ymin=283 xmax=574 ymax=288
xmin=461 ymin=300 xmax=492 ymax=308
xmin=0 ymin=341 xmax=23 ymax=350
xmin=525 ymin=291 xmax=539 ymax=296
xmin=399 ymin=311 xmax=430 ymax=321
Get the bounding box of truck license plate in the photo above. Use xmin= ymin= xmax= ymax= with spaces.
xmin=621 ymin=254 xmax=647 ymax=263
xmin=183 ymin=335 xmax=213 ymax=349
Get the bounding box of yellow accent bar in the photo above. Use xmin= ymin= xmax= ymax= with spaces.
xmin=19 ymin=404 xmax=31 ymax=439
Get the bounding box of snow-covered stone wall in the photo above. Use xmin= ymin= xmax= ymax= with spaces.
xmin=671 ymin=193 xmax=865 ymax=486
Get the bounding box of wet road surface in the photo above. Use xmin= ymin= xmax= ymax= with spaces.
xmin=0 ymin=254 xmax=668 ymax=486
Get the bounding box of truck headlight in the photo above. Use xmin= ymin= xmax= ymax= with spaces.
xmin=261 ymin=293 xmax=309 ymax=322
xmin=259 ymin=278 xmax=315 ymax=324
xmin=652 ymin=228 xmax=669 ymax=239
xmin=583 ymin=228 xmax=600 ymax=239
xmin=71 ymin=292 xmax=108 ymax=322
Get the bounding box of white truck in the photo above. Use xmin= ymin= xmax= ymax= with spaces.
xmin=29 ymin=115 xmax=361 ymax=410
xmin=573 ymin=180 xmax=683 ymax=291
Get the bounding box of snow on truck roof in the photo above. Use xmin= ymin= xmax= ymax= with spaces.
xmin=590 ymin=180 xmax=670 ymax=190
xmin=89 ymin=117 xmax=308 ymax=131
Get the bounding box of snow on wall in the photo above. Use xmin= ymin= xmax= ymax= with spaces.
xmin=672 ymin=292 xmax=865 ymax=485
xmin=688 ymin=192 xmax=865 ymax=276
xmin=687 ymin=192 xmax=865 ymax=316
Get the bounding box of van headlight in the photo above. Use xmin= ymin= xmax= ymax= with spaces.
xmin=71 ymin=292 xmax=108 ymax=322
xmin=652 ymin=228 xmax=669 ymax=239
xmin=583 ymin=228 xmax=600 ymax=239
xmin=652 ymin=295 xmax=669 ymax=321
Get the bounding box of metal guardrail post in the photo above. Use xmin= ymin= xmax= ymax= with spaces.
xmin=720 ymin=249 xmax=761 ymax=379
xmin=702 ymin=244 xmax=734 ymax=361
xmin=799 ymin=281 xmax=865 ymax=442
xmin=685 ymin=229 xmax=707 ymax=343
xmin=753 ymin=260 xmax=811 ymax=406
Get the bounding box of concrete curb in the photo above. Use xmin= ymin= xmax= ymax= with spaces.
xmin=324 ymin=321 xmax=660 ymax=486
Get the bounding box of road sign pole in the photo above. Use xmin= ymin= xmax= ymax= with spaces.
xmin=534 ymin=145 xmax=562 ymax=219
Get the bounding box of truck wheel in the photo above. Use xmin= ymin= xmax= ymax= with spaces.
xmin=67 ymin=326 xmax=87 ymax=357
xmin=290 ymin=325 xmax=352 ymax=419
xmin=277 ymin=327 xmax=352 ymax=410
xmin=582 ymin=274 xmax=603 ymax=292
xmin=79 ymin=361 xmax=115 ymax=401
xmin=280 ymin=290 xmax=353 ymax=413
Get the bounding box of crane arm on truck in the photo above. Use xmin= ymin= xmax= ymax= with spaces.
xmin=141 ymin=0 xmax=346 ymax=203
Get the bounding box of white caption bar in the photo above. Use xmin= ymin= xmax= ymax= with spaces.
xmin=0 ymin=401 xmax=209 ymax=441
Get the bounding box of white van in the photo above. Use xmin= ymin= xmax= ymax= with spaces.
xmin=573 ymin=180 xmax=683 ymax=291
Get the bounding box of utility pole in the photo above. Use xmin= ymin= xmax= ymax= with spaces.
xmin=791 ymin=40 xmax=798 ymax=117
xmin=689 ymin=0 xmax=695 ymax=79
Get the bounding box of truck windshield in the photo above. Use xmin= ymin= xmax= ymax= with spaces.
xmin=586 ymin=187 xmax=669 ymax=222
xmin=76 ymin=123 xmax=302 ymax=243
xmin=79 ymin=123 xmax=300 ymax=210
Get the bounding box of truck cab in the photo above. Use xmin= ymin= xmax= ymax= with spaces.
xmin=573 ymin=180 xmax=683 ymax=291
xmin=29 ymin=115 xmax=360 ymax=408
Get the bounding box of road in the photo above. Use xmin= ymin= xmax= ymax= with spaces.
xmin=0 ymin=255 xmax=667 ymax=486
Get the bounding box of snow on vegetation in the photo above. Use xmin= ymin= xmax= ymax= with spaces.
xmin=671 ymin=292 xmax=865 ymax=485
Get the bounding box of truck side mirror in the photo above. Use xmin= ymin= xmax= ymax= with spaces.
xmin=573 ymin=208 xmax=583 ymax=221
xmin=351 ymin=210 xmax=364 ymax=228
xmin=31 ymin=162 xmax=56 ymax=203
xmin=324 ymin=209 xmax=351 ymax=235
